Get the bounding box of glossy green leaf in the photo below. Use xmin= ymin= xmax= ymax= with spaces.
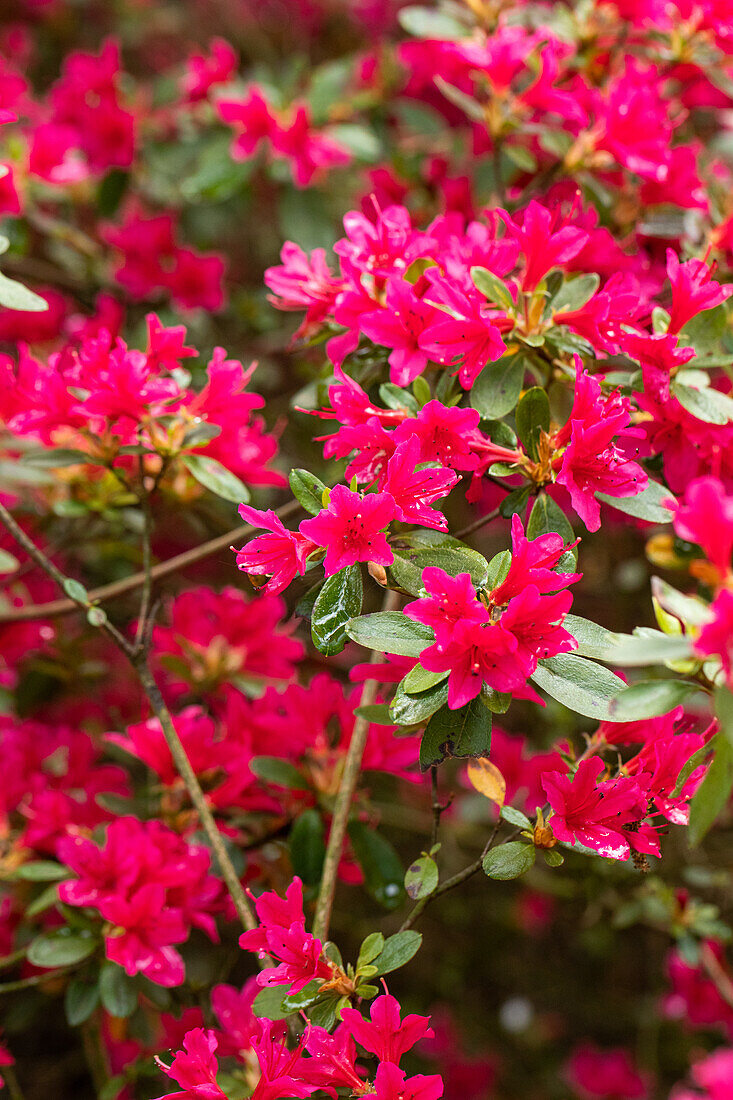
xmin=531 ymin=654 xmax=628 ymax=721
xmin=371 ymin=930 xmax=423 ymax=975
xmin=551 ymin=273 xmax=600 ymax=314
xmin=609 ymin=679 xmax=700 ymax=721
xmin=471 ymin=266 xmax=514 ymax=310
xmin=515 ymin=387 xmax=550 ymax=460
xmin=419 ymin=697 xmax=492 ymax=770
xmin=250 ymin=756 xmax=309 ymax=790
xmin=65 ymin=979 xmax=100 ymax=1027
xmin=289 ymin=469 xmax=329 ymax=515
xmin=483 ymin=841 xmax=536 ymax=880
xmin=347 ymin=820 xmax=405 ymax=909
xmin=99 ymin=961 xmax=137 ymax=1018
xmin=27 ymin=929 xmax=97 ymax=968
xmin=405 ymin=854 xmax=439 ymax=900
xmin=596 ymin=480 xmax=674 ymax=523
xmin=182 ymin=454 xmax=250 ymax=503
xmin=289 ymin=809 xmax=326 ymax=886
xmin=346 ymin=611 xmax=434 ymax=657
xmin=471 ymin=354 xmax=526 ymax=419
xmin=390 ymin=679 xmax=449 ymax=725
xmin=0 ymin=272 xmax=48 ymax=312
xmin=688 ymin=736 xmax=733 ymax=847
xmin=312 ymin=564 xmax=363 ymax=655
xmin=527 ymin=493 xmax=574 ymax=544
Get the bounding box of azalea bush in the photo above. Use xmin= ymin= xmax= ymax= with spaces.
xmin=3 ymin=1 xmax=733 ymax=1098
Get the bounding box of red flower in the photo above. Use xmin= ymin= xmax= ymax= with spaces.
xmin=380 ymin=438 xmax=458 ymax=530
xmin=235 ymin=505 xmax=316 ymax=594
xmin=299 ymin=485 xmax=396 ymax=575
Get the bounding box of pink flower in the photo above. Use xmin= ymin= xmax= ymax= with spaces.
xmin=299 ymin=485 xmax=396 ymax=575
xmin=542 ymin=758 xmax=650 ymax=861
xmin=497 ymin=199 xmax=587 ymax=292
xmin=239 ymin=877 xmax=333 ymax=995
xmin=359 ymin=277 xmax=439 ymax=385
xmin=181 ymin=38 xmax=237 ymax=102
xmin=218 ymin=86 xmax=278 ymax=158
xmin=405 ymin=567 xmax=488 ymax=643
xmin=394 ymin=400 xmax=482 ymax=470
xmin=419 ymin=275 xmax=507 ymax=388
xmin=145 ymin=314 xmax=197 ymax=373
xmin=489 ymin=513 xmax=580 ymax=607
xmin=420 ymin=618 xmax=538 ymax=710
xmin=102 ymin=884 xmax=187 ymax=986
xmin=673 ymin=477 xmax=733 ymax=577
xmin=565 ymin=1043 xmax=650 ymax=1100
xmin=379 ymin=438 xmax=458 ymax=530
xmin=249 ymin=1022 xmax=317 ymax=1100
xmin=105 ymin=706 xmax=226 ymax=787
xmin=333 ymin=203 xmax=436 ymax=279
xmin=372 ymin=1061 xmax=444 ymax=1100
xmin=154 ymin=1028 xmax=227 ymax=1100
xmin=620 ymin=331 xmax=696 ymax=403
xmin=626 ymin=732 xmax=708 ymax=825
xmin=500 ymin=586 xmax=577 ymax=666
xmin=694 ymin=589 xmax=733 ymax=684
xmin=265 ymin=243 xmax=343 ymax=340
xmin=666 ymin=250 xmax=733 ymax=335
xmin=272 ymin=105 xmax=351 ymax=187
xmin=555 ymin=369 xmax=647 ymax=532
xmin=340 ymin=993 xmax=434 ymax=1064
xmin=235 ymin=505 xmax=316 ymax=595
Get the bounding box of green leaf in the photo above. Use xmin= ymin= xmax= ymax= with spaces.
xmin=312 ymin=564 xmax=363 ymax=656
xmin=652 ymin=577 xmax=711 ymax=628
xmin=307 ymin=995 xmax=340 ymax=1030
xmin=419 ymin=697 xmax=493 ymax=770
xmin=347 ymin=820 xmax=405 ymax=909
xmin=562 ymin=615 xmax=618 ymax=660
xmin=471 ymin=266 xmax=514 ymax=310
xmin=609 ymin=679 xmax=700 ymax=721
xmin=413 ymin=375 xmax=431 ymax=406
xmin=327 ymin=123 xmax=381 ymax=162
xmin=673 ymin=383 xmax=733 ymax=425
xmin=403 ymin=664 xmax=449 ymax=694
xmin=21 ymin=447 xmax=91 ymax=468
xmin=398 ymin=5 xmax=468 ymax=39
xmin=485 ymin=550 xmax=511 ymax=590
xmin=405 ymin=854 xmax=439 ymax=900
xmin=501 ymin=805 xmax=531 ymax=829
xmin=62 ymin=578 xmax=88 ymax=604
xmin=372 ymin=930 xmax=423 ymax=975
xmin=282 ymin=980 xmax=324 ymax=1012
xmin=596 ymin=480 xmax=674 ymax=523
xmin=289 ymin=809 xmax=326 ymax=887
xmin=688 ymin=736 xmax=733 ymax=847
xmin=0 ymin=271 xmax=48 ymax=312
xmin=515 ymin=387 xmax=550 ymax=460
xmin=65 ymin=979 xmax=100 ymax=1026
xmin=249 ymin=756 xmax=309 ymax=790
xmin=353 ymin=703 xmax=394 ymax=725
xmin=379 ymin=383 xmax=419 ymax=415
xmin=596 ymin=630 xmax=692 ymax=666
xmin=544 ymin=848 xmax=564 ymax=867
xmin=672 ymin=737 xmax=716 ymax=798
xmin=471 ymin=354 xmax=526 ymax=419
xmin=182 ymin=454 xmax=250 ymax=503
xmin=530 ymin=654 xmax=629 ymax=721
xmin=357 ymin=932 xmax=385 ymax=970
xmin=99 ymin=962 xmax=138 ymax=1018
xmin=26 ymin=883 xmax=61 ymax=918
xmin=15 ymin=861 xmax=70 ymax=882
xmin=346 ymin=611 xmax=434 ymax=657
xmin=390 ymin=679 xmax=449 ymax=726
xmin=551 ymin=274 xmax=600 ymax=314
xmin=499 ymin=484 xmax=531 ymax=518
xmin=252 ymin=986 xmax=289 ymax=1020
xmin=0 ymin=549 xmax=18 ymax=573
xmin=289 ymin=469 xmax=329 ymax=516
xmin=27 ymin=929 xmax=97 ymax=968
xmin=483 ymin=841 xmax=536 ymax=880
xmin=527 ymin=493 xmax=574 ymax=544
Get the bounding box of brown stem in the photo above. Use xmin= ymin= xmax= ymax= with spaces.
xmin=132 ymin=657 xmax=258 ymax=933
xmin=701 ymin=942 xmax=733 ymax=1009
xmin=312 ymin=588 xmax=401 ymax=942
xmin=80 ymin=1017 xmax=111 ymax=1095
xmin=0 ymin=500 xmax=258 ymax=936
xmin=0 ymin=499 xmax=301 ymax=624
xmin=454 ymin=505 xmax=501 ymax=541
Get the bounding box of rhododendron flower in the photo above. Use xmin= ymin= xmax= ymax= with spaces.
xmin=372 ymin=1061 xmax=444 ymax=1100
xmin=272 ymin=105 xmax=351 ymax=187
xmin=379 ymin=438 xmax=458 ymax=530
xmin=181 ymin=38 xmax=237 ymax=102
xmin=420 ymin=618 xmax=540 ymax=709
xmin=500 ymin=586 xmax=577 ymax=665
xmin=497 ymin=199 xmax=587 ymax=291
xmin=542 ymin=758 xmax=652 ymax=860
xmin=210 ymin=978 xmax=259 ymax=1056
xmin=235 ymin=505 xmax=317 ymax=594
xmin=419 ymin=275 xmax=507 ymax=388
xmin=299 ymin=485 xmax=396 ymax=575
xmin=359 ymin=276 xmax=439 ymax=385
xmin=394 ymin=400 xmax=482 ymax=469
xmin=565 ymin=1043 xmax=649 ymax=1100
xmin=218 ymin=86 xmax=278 ymax=158
xmin=154 ymin=1028 xmax=227 ymax=1100
xmin=676 ymin=1046 xmax=733 ymax=1100
xmin=406 ymin=568 xmax=489 ymax=642
xmin=333 ymin=202 xmax=435 ymax=278
xmin=621 ymin=331 xmax=696 ymax=404
xmin=249 ymin=1022 xmax=317 ymax=1100
xmin=341 ymin=993 xmax=434 ymax=1063
xmin=489 ymin=513 xmax=580 ymax=606
xmin=239 ymin=877 xmax=332 ymax=994
xmin=694 ymin=589 xmax=733 ymax=683
xmin=673 ymin=477 xmax=733 ymax=577
xmin=626 ymin=733 xmax=707 ymax=825
xmin=666 ymin=250 xmax=733 ymax=335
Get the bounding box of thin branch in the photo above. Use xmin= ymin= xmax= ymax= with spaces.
xmin=0 ymin=500 xmax=259 ymax=936
xmin=701 ymin=942 xmax=733 ymax=1009
xmin=134 ymin=458 xmax=154 ymax=653
xmin=0 ymin=499 xmax=302 ymax=624
xmin=1 ymin=1065 xmax=26 ymax=1100
xmin=454 ymin=505 xmax=501 ymax=541
xmin=0 ymin=965 xmax=78 ymax=994
xmin=398 ymin=821 xmax=513 ymax=932
xmin=312 ymin=588 xmax=401 ymax=942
